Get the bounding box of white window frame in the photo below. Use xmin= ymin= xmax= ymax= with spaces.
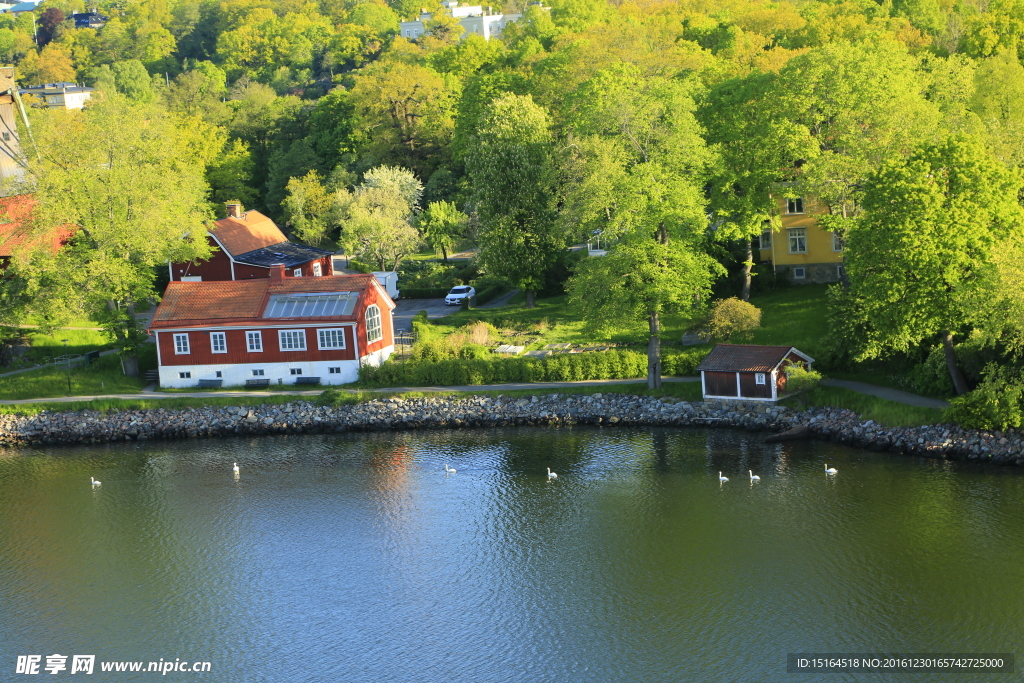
xmin=788 ymin=228 xmax=807 ymax=254
xmin=758 ymin=229 xmax=772 ymax=249
xmin=318 ymin=328 xmax=346 ymax=350
xmin=252 ymin=369 xmax=265 ymax=376
xmin=215 ymin=370 xmax=222 ymax=378
xmin=178 ymin=371 xmax=191 ymax=379
xmin=210 ymin=331 xmax=227 ymax=354
xmin=832 ymin=233 xmax=844 ymax=252
xmin=329 ymin=366 xmax=341 ymax=374
xmin=312 ymin=262 xmax=322 ymax=277
xmin=786 ymin=197 xmax=804 ymax=214
xmin=793 ymin=267 xmax=806 ymax=280
xmin=246 ymin=331 xmax=263 ymax=352
xmin=278 ymin=329 xmax=307 ymax=351
xmin=293 ymin=268 xmax=302 ymax=277
xmin=173 ymin=333 xmax=190 ymax=354
xmin=755 ymin=372 xmax=766 ymax=385
xmin=290 ymin=368 xmax=302 ymax=375
xmin=365 ymin=305 xmax=382 ymax=344
xmin=837 ymin=265 xmax=846 ymax=280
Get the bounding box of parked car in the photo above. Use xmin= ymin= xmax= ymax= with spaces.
xmin=445 ymin=285 xmax=476 ymax=306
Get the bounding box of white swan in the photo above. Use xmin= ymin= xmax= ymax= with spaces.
xmin=749 ymin=470 xmax=760 ymax=481
xmin=547 ymin=467 xmax=558 ymax=480
xmin=233 ymin=462 xmax=240 ymax=474
xmin=825 ymin=464 xmax=838 ymax=474
xmin=90 ymin=477 xmax=101 ymax=487
xmin=445 ymin=463 xmax=457 ymax=474
xmin=719 ymin=471 xmax=728 ymax=483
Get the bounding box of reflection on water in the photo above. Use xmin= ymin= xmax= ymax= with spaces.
xmin=2 ymin=428 xmax=1023 ymax=682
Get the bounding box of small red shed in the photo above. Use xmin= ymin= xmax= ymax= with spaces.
xmin=697 ymin=344 xmax=815 ymax=402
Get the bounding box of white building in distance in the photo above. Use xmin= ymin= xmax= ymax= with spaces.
xmin=400 ymin=1 xmax=534 ymax=41
xmin=20 ymin=82 xmax=95 ymax=110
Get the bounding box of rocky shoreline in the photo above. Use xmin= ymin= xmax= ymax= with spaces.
xmin=0 ymin=393 xmax=1021 ymax=465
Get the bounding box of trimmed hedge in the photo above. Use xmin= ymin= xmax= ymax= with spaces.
xmin=359 ymin=349 xmax=648 ymax=386
xmin=662 ymin=346 xmax=709 ymax=376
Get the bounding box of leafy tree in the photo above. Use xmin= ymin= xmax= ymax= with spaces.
xmin=21 ymin=98 xmax=214 ymax=377
xmin=417 ymin=199 xmax=466 ymax=261
xmin=841 ymin=136 xmax=1024 ymax=395
xmin=18 ymin=44 xmax=77 ymax=85
xmin=37 ymin=7 xmax=65 ymax=46
xmin=111 ymin=59 xmax=157 ymax=102
xmin=335 ymin=165 xmax=424 ymax=271
xmin=282 ymin=169 xmax=334 ymax=246
xmin=466 ymin=93 xmax=563 ymax=308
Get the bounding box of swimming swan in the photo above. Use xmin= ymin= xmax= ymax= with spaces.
xmin=825 ymin=464 xmax=838 ymax=474
xmin=547 ymin=467 xmax=558 ymax=479
xmin=749 ymin=470 xmax=760 ymax=481
xmin=719 ymin=471 xmax=728 ymax=482
xmin=445 ymin=463 xmax=457 ymax=474
xmin=233 ymin=462 xmax=240 ymax=474
xmin=90 ymin=477 xmax=101 ymax=487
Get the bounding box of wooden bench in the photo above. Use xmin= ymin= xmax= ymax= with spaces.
xmin=245 ymin=378 xmax=270 ymax=388
xmin=295 ymin=376 xmax=321 ymax=386
xmin=197 ymin=379 xmax=223 ymax=388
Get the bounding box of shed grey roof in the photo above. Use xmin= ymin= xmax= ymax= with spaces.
xmin=697 ymin=344 xmax=814 ymax=373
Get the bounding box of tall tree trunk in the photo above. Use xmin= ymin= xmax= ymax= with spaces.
xmin=441 ymin=245 xmax=448 ymax=263
xmin=647 ymin=309 xmax=661 ymax=390
xmin=741 ymin=237 xmax=753 ymax=301
xmin=525 ymin=289 xmax=535 ymax=308
xmin=121 ymin=353 xmax=139 ymax=379
xmin=942 ymin=330 xmax=969 ymax=396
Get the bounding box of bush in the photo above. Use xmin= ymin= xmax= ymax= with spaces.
xmin=706 ymin=297 xmax=762 ymax=341
xmin=347 ymin=259 xmax=373 ymax=274
xmin=358 ymin=349 xmax=649 ymax=387
xmin=944 ymin=365 xmax=1024 ymax=430
xmin=784 ymin=362 xmax=822 ymax=394
xmin=662 ymin=346 xmax=707 ymax=376
xmin=401 ymin=287 xmax=451 ymax=299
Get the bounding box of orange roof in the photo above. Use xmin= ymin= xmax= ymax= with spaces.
xmin=149 ymin=274 xmax=378 ymax=330
xmin=0 ymin=194 xmax=75 ymax=258
xmin=209 ymin=210 xmax=288 ymax=257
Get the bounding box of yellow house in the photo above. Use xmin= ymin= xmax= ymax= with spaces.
xmin=758 ymin=194 xmax=844 ymax=283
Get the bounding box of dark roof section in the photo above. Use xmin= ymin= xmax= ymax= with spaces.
xmin=696 ymin=344 xmax=814 ymax=373
xmin=233 ymin=240 xmax=333 ymax=268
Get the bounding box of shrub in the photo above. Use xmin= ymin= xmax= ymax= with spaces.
xmin=358 ymin=349 xmax=649 ymax=387
xmin=784 ymin=362 xmax=822 ymax=394
xmin=944 ymin=365 xmax=1024 ymax=430
xmin=347 ymin=259 xmax=373 ymax=274
xmin=706 ymin=297 xmax=762 ymax=341
xmin=662 ymin=346 xmax=707 ymax=376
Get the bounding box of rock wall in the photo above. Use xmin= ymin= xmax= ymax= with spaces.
xmin=0 ymin=394 xmax=1020 ymax=466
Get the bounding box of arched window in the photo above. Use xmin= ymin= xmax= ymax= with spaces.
xmin=365 ymin=304 xmax=382 ymax=344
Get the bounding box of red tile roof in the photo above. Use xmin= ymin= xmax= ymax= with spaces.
xmin=149 ymin=274 xmax=379 ymax=329
xmin=697 ymin=344 xmax=813 ymax=373
xmin=209 ymin=210 xmax=287 ymax=257
xmin=0 ymin=194 xmax=75 ymax=258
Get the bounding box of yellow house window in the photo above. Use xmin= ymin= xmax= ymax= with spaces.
xmin=832 ymin=233 xmax=844 ymax=252
xmin=788 ymin=228 xmax=807 ymax=254
xmin=786 ymin=198 xmax=804 ymax=214
xmin=758 ymin=229 xmax=772 ymax=249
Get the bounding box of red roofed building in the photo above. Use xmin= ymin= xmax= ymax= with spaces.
xmin=168 ymin=203 xmax=334 ymax=282
xmin=148 ymin=266 xmax=395 ymax=388
xmin=697 ymin=344 xmax=814 ymax=401
xmin=0 ymin=194 xmax=76 ymax=271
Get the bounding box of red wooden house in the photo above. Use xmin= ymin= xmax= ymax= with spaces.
xmin=148 ymin=266 xmax=395 ymax=388
xmin=168 ymin=203 xmax=334 ymax=282
xmin=0 ymin=194 xmax=75 ymax=272
xmin=697 ymin=344 xmax=815 ymax=402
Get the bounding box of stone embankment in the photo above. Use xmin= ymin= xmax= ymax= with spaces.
xmin=0 ymin=393 xmax=1020 ymax=465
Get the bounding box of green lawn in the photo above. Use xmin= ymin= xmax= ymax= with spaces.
xmin=781 ymin=385 xmax=945 ymax=428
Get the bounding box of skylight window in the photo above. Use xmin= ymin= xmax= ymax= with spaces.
xmin=264 ymin=292 xmax=358 ymax=318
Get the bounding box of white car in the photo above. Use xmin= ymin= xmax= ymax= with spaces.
xmin=445 ymin=285 xmax=476 ymax=305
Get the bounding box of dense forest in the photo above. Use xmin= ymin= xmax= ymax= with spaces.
xmin=5 ymin=0 xmax=1024 ymax=419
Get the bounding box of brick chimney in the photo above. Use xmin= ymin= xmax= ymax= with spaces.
xmin=270 ymin=264 xmax=285 ymax=280
xmin=225 ymin=202 xmax=242 ymax=219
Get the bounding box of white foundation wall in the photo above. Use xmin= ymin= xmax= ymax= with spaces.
xmin=362 ymin=345 xmax=394 ymax=368
xmin=158 ymin=360 xmax=362 ymax=388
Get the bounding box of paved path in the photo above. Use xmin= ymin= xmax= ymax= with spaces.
xmin=0 ymin=376 xmax=950 ymax=409
xmin=822 ymin=379 xmax=949 ymax=409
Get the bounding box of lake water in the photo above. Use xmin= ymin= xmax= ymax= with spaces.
xmin=2 ymin=427 xmax=1022 ymax=682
